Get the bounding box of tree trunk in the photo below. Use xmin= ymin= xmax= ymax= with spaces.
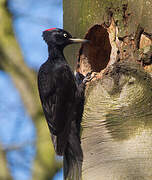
xmin=63 ymin=0 xmax=152 ymax=179
xmin=0 ymin=1 xmax=61 ymax=179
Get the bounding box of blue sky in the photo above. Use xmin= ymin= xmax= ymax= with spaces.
xmin=0 ymin=0 xmax=63 ymax=180
xmin=10 ymin=0 xmax=63 ymax=70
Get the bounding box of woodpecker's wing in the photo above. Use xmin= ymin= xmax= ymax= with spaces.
xmin=38 ymin=62 xmax=77 ymax=155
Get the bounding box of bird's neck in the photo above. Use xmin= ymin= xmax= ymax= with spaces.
xmin=48 ymin=45 xmax=65 ymax=62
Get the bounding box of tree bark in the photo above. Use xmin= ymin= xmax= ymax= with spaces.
xmin=0 ymin=1 xmax=61 ymax=179
xmin=63 ymin=0 xmax=152 ymax=179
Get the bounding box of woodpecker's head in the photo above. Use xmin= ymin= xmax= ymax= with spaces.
xmin=42 ymin=28 xmax=89 ymax=48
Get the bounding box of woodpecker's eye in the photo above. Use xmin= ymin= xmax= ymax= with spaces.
xmin=63 ymin=33 xmax=67 ymax=37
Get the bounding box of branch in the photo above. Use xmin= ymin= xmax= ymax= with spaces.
xmin=0 ymin=143 xmax=13 ymax=180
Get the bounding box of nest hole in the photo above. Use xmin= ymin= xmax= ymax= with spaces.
xmin=77 ymin=24 xmax=111 ymax=75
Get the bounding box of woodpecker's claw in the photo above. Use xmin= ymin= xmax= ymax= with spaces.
xmin=83 ymin=71 xmax=95 ymax=84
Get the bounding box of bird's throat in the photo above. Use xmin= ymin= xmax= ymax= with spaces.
xmin=48 ymin=45 xmax=65 ymax=61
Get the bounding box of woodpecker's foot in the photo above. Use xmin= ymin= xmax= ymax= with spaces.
xmin=83 ymin=71 xmax=95 ymax=84
xmin=75 ymin=72 xmax=85 ymax=85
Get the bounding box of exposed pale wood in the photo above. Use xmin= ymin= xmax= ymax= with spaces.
xmin=82 ymin=61 xmax=152 ymax=179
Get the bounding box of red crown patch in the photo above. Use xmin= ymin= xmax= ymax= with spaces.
xmin=45 ymin=28 xmax=56 ymax=31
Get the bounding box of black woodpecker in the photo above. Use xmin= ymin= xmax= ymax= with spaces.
xmin=37 ymin=28 xmax=89 ymax=180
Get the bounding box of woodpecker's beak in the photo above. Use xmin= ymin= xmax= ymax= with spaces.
xmin=69 ymin=38 xmax=89 ymax=44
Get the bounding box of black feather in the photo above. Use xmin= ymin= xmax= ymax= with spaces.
xmin=38 ymin=28 xmax=87 ymax=179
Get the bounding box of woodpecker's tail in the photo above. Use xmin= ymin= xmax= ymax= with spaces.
xmin=63 ymin=121 xmax=83 ymax=180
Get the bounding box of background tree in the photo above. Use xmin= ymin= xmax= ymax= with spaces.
xmin=0 ymin=0 xmax=62 ymax=179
